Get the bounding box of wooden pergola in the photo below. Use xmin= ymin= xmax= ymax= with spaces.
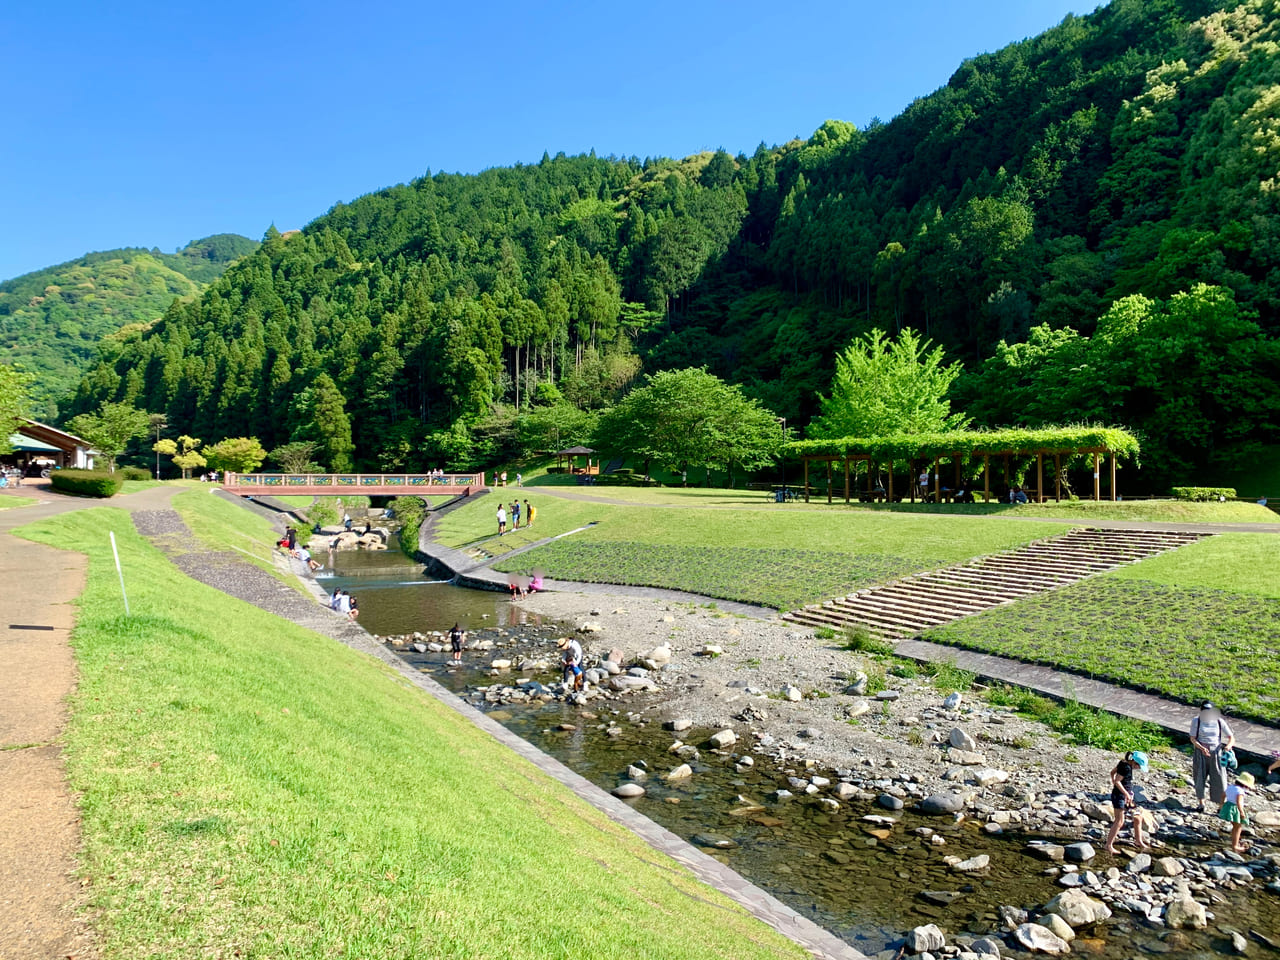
xmin=783 ymin=427 xmax=1141 ymax=506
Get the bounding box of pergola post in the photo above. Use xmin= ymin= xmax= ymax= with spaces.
xmin=1093 ymin=452 xmax=1100 ymax=501
xmin=1037 ymin=453 xmax=1044 ymax=503
xmin=826 ymin=459 xmax=832 ymax=505
xmin=983 ymin=453 xmax=990 ymax=503
xmin=888 ymin=462 xmax=894 ymax=504
xmin=804 ymin=459 xmax=810 ymax=503
xmin=933 ymin=456 xmax=940 ymax=503
xmin=1055 ymin=454 xmax=1062 ymax=502
xmin=844 ymin=456 xmax=850 ymax=504
xmin=1110 ymin=453 xmax=1117 ymax=502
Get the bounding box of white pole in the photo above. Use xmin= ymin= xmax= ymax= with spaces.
xmin=109 ymin=531 xmax=130 ymax=616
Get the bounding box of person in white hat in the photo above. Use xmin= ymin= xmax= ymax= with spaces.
xmin=1219 ymin=772 xmax=1254 ymax=853
xmin=557 ymin=637 xmax=584 ymax=691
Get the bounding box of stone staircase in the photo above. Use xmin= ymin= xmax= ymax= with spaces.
xmin=783 ymin=528 xmax=1207 ymax=640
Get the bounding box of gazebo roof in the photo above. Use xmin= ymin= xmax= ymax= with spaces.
xmin=556 ymin=445 xmax=596 ymax=456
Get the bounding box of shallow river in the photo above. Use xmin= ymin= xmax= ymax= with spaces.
xmin=328 ymin=546 xmax=1277 ymax=957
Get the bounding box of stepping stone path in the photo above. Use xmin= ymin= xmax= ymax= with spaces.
xmin=783 ymin=527 xmax=1206 ymax=639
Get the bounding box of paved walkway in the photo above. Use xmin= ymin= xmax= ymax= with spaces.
xmin=0 ymin=482 xmax=182 ymax=960
xmin=896 ymin=639 xmax=1280 ymax=759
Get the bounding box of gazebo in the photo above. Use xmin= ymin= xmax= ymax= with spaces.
xmin=784 ymin=427 xmax=1141 ymax=505
xmin=554 ymin=445 xmax=598 ymax=475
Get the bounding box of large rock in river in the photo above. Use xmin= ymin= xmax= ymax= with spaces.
xmin=919 ymin=793 xmax=967 ymax=815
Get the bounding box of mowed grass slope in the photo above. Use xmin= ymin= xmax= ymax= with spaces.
xmin=926 ymin=533 xmax=1280 ymax=723
xmin=443 ymin=492 xmax=1074 ymax=609
xmin=19 ymin=508 xmax=807 ymax=960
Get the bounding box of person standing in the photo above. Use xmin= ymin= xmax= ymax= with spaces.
xmin=496 ymin=504 xmax=507 ymax=534
xmin=1219 ymin=772 xmax=1254 ymax=852
xmin=516 ymin=472 xmax=523 ymax=486
xmin=524 ymin=499 xmax=535 ymax=528
xmin=449 ymin=622 xmax=465 ymax=663
xmin=1191 ymin=701 xmax=1235 ymax=811
xmin=511 ymin=500 xmax=521 ymax=529
xmin=1104 ymin=751 xmax=1149 ymax=854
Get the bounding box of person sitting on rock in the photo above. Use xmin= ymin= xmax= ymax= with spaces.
xmin=1105 ymin=750 xmax=1149 ymax=854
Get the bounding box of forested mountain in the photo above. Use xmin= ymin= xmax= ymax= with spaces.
xmin=1 ymin=234 xmax=257 ymax=417
xmin=68 ymin=0 xmax=1280 ymax=487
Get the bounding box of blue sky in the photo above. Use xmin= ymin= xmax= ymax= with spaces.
xmin=0 ymin=1 xmax=1095 ymax=282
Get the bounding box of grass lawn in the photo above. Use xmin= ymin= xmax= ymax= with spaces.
xmin=832 ymin=498 xmax=1277 ymax=524
xmin=172 ymin=488 xmax=299 ymax=588
xmin=925 ymin=533 xmax=1280 ymax=724
xmin=17 ymin=507 xmax=808 ymax=960
xmin=119 ymin=479 xmax=167 ymax=495
xmin=435 ymin=492 xmax=1075 ymax=608
xmin=0 ymin=493 xmax=35 ymax=509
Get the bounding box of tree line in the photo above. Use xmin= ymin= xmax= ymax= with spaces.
xmin=55 ymin=0 xmax=1280 ymax=489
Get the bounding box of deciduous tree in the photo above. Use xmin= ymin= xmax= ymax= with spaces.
xmin=67 ymin=402 xmax=150 ymax=471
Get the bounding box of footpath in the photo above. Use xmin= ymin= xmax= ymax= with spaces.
xmin=0 ymin=482 xmax=180 ymax=960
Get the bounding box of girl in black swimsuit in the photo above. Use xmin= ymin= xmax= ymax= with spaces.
xmin=1105 ymin=750 xmax=1150 ymax=854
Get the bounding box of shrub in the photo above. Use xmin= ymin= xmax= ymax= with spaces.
xmin=843 ymin=625 xmax=895 ymax=656
xmin=388 ymin=496 xmax=427 ymax=554
xmin=50 ymin=469 xmax=122 ymax=498
xmin=1171 ymin=486 xmax=1236 ymax=502
xmin=119 ymin=466 xmax=152 ymax=481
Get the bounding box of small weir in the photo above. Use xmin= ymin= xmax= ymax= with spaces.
xmin=344 ymin=561 xmax=1280 ymax=958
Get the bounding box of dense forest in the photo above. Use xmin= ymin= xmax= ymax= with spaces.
xmin=65 ymin=0 xmax=1280 ymax=488
xmin=1 ymin=234 xmax=257 ymax=418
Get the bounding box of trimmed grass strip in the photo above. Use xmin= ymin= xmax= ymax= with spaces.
xmin=497 ymin=541 xmax=934 ymax=610
xmin=19 ymin=508 xmax=807 ymax=960
xmin=926 ymin=578 xmax=1280 ymax=724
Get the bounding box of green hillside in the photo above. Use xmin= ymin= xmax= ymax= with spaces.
xmin=0 ymin=234 xmax=257 ymax=417
xmin=65 ymin=0 xmax=1280 ymax=488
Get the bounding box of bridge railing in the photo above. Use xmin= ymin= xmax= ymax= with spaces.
xmin=224 ymin=472 xmax=486 ymax=490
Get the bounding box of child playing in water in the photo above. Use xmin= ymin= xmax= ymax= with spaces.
xmin=1105 ymin=750 xmax=1149 ymax=854
xmin=1219 ymin=772 xmax=1254 ymax=853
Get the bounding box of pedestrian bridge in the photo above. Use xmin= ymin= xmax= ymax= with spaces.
xmin=223 ymin=471 xmax=488 ymax=497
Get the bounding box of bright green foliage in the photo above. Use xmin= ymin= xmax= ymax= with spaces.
xmin=204 ymin=436 xmax=267 ymax=474
xmin=0 ymin=235 xmax=256 ymax=417
xmin=1171 ymin=486 xmax=1237 ymax=501
xmin=290 ymin=373 xmax=354 ymax=472
xmin=48 ymin=468 xmax=122 ymax=497
xmin=268 ymin=440 xmax=321 ymax=474
xmin=0 ymin=362 xmax=32 ymax=455
xmin=594 ymin=368 xmax=783 ymax=479
xmin=810 ymin=328 xmax=969 ymax=439
xmin=786 ymin=425 xmax=1140 ymax=463
xmin=960 ymin=284 xmax=1280 ymax=485
xmin=60 ymin=0 xmax=1280 ymax=487
xmin=66 ymin=401 xmax=150 ymax=471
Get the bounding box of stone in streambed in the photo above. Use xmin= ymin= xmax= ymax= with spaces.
xmin=611 ymin=782 xmax=645 ymax=798
xmin=692 ymin=832 xmax=737 ymax=849
xmin=664 ymin=718 xmax=692 ymax=732
xmin=1152 ymin=856 xmax=1184 ymax=877
xmin=952 ymin=854 xmax=990 ymax=873
xmin=1013 ymin=922 xmax=1070 ymax=955
xmin=1165 ymin=896 xmax=1207 ymax=930
xmin=919 ymin=793 xmax=967 ymax=815
xmin=708 ymin=729 xmax=737 ymax=748
xmin=971 ymin=937 xmax=1002 ymax=957
xmin=1046 ymin=888 xmax=1111 ymax=927
xmin=1025 ymin=841 xmax=1065 ymax=862
xmin=1064 ymin=841 xmax=1096 ymax=863
xmin=906 ymin=923 xmax=945 ymax=953
xmin=1037 ymin=913 xmax=1076 ymax=942
xmin=663 ymin=763 xmax=692 ymax=781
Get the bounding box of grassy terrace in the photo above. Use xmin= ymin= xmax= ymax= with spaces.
xmin=17 ymin=507 xmax=807 ymax=960
xmin=926 ymin=533 xmax=1280 ymax=724
xmin=173 ymin=487 xmax=300 ymax=588
xmin=0 ymin=493 xmax=35 ymax=509
xmin=434 ymin=488 xmax=1073 ymax=610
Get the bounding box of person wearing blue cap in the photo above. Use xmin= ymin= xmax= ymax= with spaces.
xmin=1105 ymin=750 xmax=1150 ymax=855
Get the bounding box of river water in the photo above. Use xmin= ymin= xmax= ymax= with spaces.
xmin=326 ymin=545 xmax=1278 ymax=957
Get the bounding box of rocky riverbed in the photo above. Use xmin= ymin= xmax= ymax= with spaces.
xmin=378 ymin=588 xmax=1280 ymax=957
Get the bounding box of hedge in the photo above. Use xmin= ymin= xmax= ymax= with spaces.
xmin=119 ymin=466 xmax=152 ymax=481
xmin=1171 ymin=486 xmax=1237 ymax=502
xmin=783 ymin=425 xmax=1141 ymax=463
xmin=50 ymin=469 xmax=123 ymax=498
